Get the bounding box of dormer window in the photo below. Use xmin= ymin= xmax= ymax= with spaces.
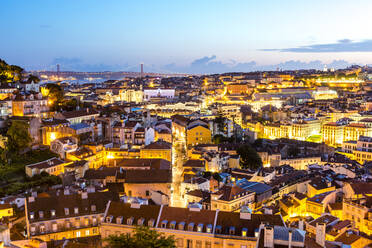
xmin=116 ymin=216 xmax=123 ymax=224
xmin=206 ymin=224 xmax=212 ymax=233
xmin=74 ymin=207 xmax=79 ymax=214
xmin=178 ymin=222 xmax=185 ymax=230
xmin=64 ymin=208 xmax=69 ymax=216
xmin=30 ymin=212 xmax=34 ymax=220
xmin=197 ymin=223 xmax=204 ymax=232
xmin=242 ymin=227 xmax=247 ymax=237
xmin=106 ymin=216 xmax=113 ymax=223
xmin=137 ymin=218 xmax=145 ymax=226
xmin=188 ymin=222 xmax=194 ymax=231
xmin=148 ymin=219 xmax=155 ymax=227
xmin=161 ymin=220 xmax=168 ymax=228
xmin=127 ymin=217 xmax=134 ymax=225
xmin=170 ymin=221 xmax=176 ymax=229
xmin=51 ymin=210 xmax=56 ymax=217
xmin=39 ymin=211 xmax=44 ymax=219
xmin=229 ymin=226 xmax=235 ymax=235
xmin=52 ymin=222 xmax=58 ymax=232
xmin=215 ymin=225 xmax=222 ymax=234
xmin=91 ymin=205 xmax=96 ymax=212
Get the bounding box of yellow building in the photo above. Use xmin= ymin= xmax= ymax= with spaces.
xmin=322 ymin=122 xmax=344 ymax=147
xmin=343 ymin=123 xmax=372 ymax=142
xmin=343 ymin=198 xmax=372 ymax=236
xmin=186 ymin=122 xmax=212 ymax=147
xmin=0 ymin=204 xmax=13 ymax=219
xmin=101 ymin=201 xmax=286 ymax=248
xmin=140 ymin=141 xmax=172 ymax=162
xmin=25 ymin=157 xmax=67 ymax=177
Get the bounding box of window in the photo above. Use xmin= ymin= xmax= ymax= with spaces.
xmin=177 ymin=238 xmax=184 ymax=248
xmin=205 ymin=241 xmax=211 ymax=248
xmin=161 ymin=220 xmax=168 ymax=228
xmin=30 ymin=212 xmax=34 ymax=220
xmin=85 ymin=230 xmax=90 ymax=236
xmin=64 ymin=208 xmax=69 ymax=216
xmin=146 ymin=190 xmax=150 ymax=196
xmin=74 ymin=207 xmax=79 ymax=214
xmin=128 ymin=191 xmax=132 ymax=197
xmin=76 ymin=231 xmax=81 ymax=238
xmin=91 ymin=205 xmax=96 ymax=212
xmin=196 ymin=241 xmax=202 ymax=248
xmin=51 ymin=210 xmax=56 ymax=217
xmin=186 ymin=240 xmax=193 ymax=248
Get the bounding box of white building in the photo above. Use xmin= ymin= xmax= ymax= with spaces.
xmin=143 ymin=88 xmax=175 ymax=101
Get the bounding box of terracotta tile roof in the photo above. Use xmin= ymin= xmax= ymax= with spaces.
xmin=105 ymin=201 xmax=161 ymax=227
xmin=143 ymin=140 xmax=171 ymax=150
xmin=27 ymin=157 xmax=65 ymax=170
xmin=214 ymin=185 xmax=251 ymax=201
xmin=183 ymin=160 xmax=205 ymax=168
xmin=159 ymin=206 xmax=217 ymax=232
xmin=60 ymin=109 xmax=98 ymax=119
xmin=216 ymin=211 xmax=284 ymax=237
xmin=349 ymin=182 xmax=372 ymax=195
xmin=27 ymin=191 xmax=119 ymax=224
xmin=125 ymin=169 xmax=172 ymax=184
xmin=114 ymin=158 xmax=171 ymax=170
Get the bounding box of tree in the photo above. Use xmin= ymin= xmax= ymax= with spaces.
xmin=237 ymin=144 xmax=263 ymax=170
xmin=105 ymin=226 xmax=176 ymax=248
xmin=7 ymin=121 xmax=32 ymax=154
xmin=45 ymin=83 xmax=64 ymax=110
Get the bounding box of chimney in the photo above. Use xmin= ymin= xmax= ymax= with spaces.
xmin=288 ymin=229 xmax=293 ymax=248
xmin=264 ymin=226 xmax=274 ymax=248
xmin=316 ymin=223 xmax=326 ymax=247
xmin=81 ymin=192 xmax=88 ymax=199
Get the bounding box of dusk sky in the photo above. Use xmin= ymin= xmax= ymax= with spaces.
xmin=2 ymin=0 xmax=372 ymax=73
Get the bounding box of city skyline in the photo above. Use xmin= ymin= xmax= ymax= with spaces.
xmin=2 ymin=0 xmax=372 ymax=73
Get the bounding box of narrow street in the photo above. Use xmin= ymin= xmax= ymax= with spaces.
xmin=170 ymin=137 xmax=187 ymax=208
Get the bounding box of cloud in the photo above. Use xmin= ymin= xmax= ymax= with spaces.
xmin=261 ymin=39 xmax=372 ymax=53
xmin=46 ymin=56 xmax=355 ymax=74
xmin=160 ymin=56 xmax=354 ymax=74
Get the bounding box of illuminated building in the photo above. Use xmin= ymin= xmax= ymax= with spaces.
xmin=25 ymin=191 xmax=119 ymax=242
xmin=101 ymin=202 xmax=287 ymax=248
xmin=143 ymin=88 xmax=175 ymax=101
xmin=140 ymin=140 xmax=172 ymax=162
xmin=12 ymin=93 xmax=49 ymax=117
xmin=25 ymin=157 xmax=67 ymax=177
xmin=312 ymin=88 xmax=338 ymax=100
xmin=54 ymin=109 xmax=99 ymax=125
xmin=210 ymin=185 xmax=255 ymax=212
xmin=306 ymin=191 xmax=336 ymax=219
xmin=186 ymin=121 xmax=212 ymax=147
xmin=343 ymin=123 xmax=372 ymax=142
xmin=343 ymin=198 xmax=372 ymax=236
xmin=226 ymin=83 xmax=250 ymax=95
xmin=279 ymin=156 xmax=321 ymax=170
xmin=120 ymin=89 xmax=143 ymax=103
xmin=0 ymin=204 xmax=13 ymax=219
xmin=321 ymin=122 xmax=344 ymax=147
